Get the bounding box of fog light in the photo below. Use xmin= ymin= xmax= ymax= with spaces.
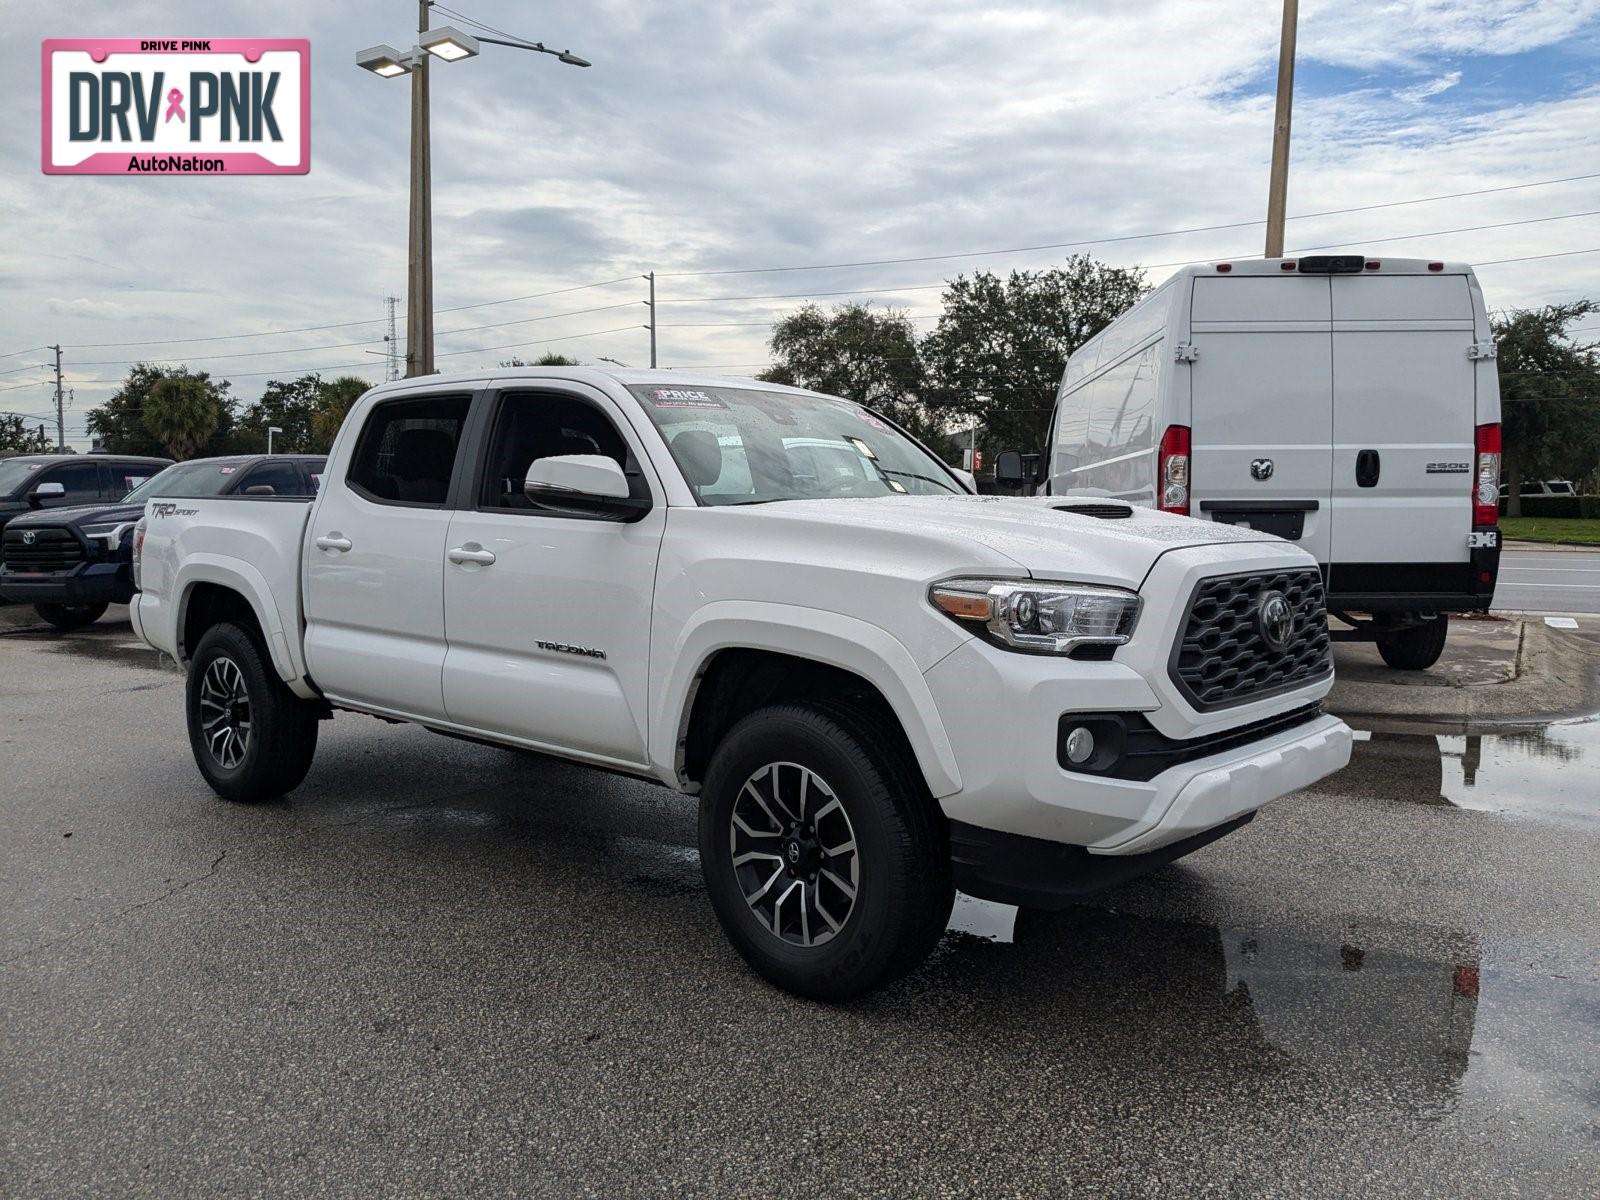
xmin=1064 ymin=726 xmax=1095 ymax=765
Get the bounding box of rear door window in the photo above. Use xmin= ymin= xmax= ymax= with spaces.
xmin=347 ymin=395 xmax=471 ymax=507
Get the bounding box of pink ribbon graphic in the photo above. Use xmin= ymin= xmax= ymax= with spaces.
xmin=164 ymin=88 xmax=185 ymax=123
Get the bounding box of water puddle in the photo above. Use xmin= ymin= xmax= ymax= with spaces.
xmin=1312 ymin=717 xmax=1600 ymax=831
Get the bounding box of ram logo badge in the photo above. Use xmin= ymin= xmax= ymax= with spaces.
xmin=1250 ymin=458 xmax=1274 ymax=481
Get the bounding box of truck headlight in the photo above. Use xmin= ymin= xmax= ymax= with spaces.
xmin=929 ymin=578 xmax=1142 ymax=655
xmin=81 ymin=520 xmax=136 ymax=549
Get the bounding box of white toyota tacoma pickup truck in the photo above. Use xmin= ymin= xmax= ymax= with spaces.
xmin=132 ymin=368 xmax=1351 ymax=998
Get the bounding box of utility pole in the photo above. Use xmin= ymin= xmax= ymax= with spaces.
xmin=50 ymin=344 xmax=64 ymax=450
xmin=1263 ymin=0 xmax=1298 ymax=258
xmin=406 ymin=0 xmax=434 ymax=376
xmin=384 ymin=293 xmax=401 ymax=381
xmin=643 ymin=272 xmax=657 ymax=367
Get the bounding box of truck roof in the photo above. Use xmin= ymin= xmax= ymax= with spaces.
xmin=355 ymin=367 xmax=830 ymax=403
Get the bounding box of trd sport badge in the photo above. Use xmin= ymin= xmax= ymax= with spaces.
xmin=42 ymin=39 xmax=309 ymax=175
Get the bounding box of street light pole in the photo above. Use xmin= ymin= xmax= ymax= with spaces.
xmin=1264 ymin=0 xmax=1298 ymax=258
xmin=359 ymin=13 xmax=590 ymax=381
xmin=407 ymin=1 xmax=434 ymax=377
xmin=267 ymin=425 xmax=283 ymax=455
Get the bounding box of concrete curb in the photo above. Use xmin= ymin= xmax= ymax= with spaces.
xmin=1329 ymin=617 xmax=1600 ymax=730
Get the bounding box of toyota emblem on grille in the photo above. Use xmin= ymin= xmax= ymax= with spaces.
xmin=21 ymin=530 xmax=36 ymax=545
xmin=1256 ymin=590 xmax=1293 ymax=652
xmin=1250 ymin=458 xmax=1274 ymax=481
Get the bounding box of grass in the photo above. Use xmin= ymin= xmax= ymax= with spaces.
xmin=1500 ymin=516 xmax=1600 ymax=546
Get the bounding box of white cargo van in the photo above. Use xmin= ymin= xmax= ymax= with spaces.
xmin=1037 ymin=255 xmax=1503 ymax=670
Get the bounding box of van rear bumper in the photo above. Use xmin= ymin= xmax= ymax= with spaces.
xmin=1324 ymin=535 xmax=1500 ymax=613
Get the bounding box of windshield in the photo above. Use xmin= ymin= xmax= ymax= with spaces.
xmin=124 ymin=459 xmax=246 ymax=502
xmin=628 ymin=384 xmax=965 ymax=505
xmin=0 ymin=459 xmax=48 ymax=498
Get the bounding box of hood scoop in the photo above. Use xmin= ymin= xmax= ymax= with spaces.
xmin=1053 ymin=501 xmax=1135 ymax=519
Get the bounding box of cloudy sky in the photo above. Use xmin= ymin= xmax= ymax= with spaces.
xmin=3 ymin=0 xmax=1598 ymax=447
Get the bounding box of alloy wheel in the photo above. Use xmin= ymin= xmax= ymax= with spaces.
xmin=198 ymin=656 xmax=252 ymax=770
xmin=729 ymin=761 xmax=860 ymax=947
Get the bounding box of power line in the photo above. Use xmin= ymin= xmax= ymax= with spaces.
xmin=55 ymin=275 xmax=639 ymax=350
xmin=656 ymin=171 xmax=1600 ymax=278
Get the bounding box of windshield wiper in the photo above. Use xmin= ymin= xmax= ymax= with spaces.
xmin=873 ymin=467 xmax=959 ymax=494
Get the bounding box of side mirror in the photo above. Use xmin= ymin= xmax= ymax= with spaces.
xmin=995 ymin=450 xmax=1025 ymax=483
xmin=242 ymin=485 xmax=277 ymax=496
xmin=525 ymin=454 xmax=650 ymax=521
xmin=28 ymin=481 xmax=66 ymax=508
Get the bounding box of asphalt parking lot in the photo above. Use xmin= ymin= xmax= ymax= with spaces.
xmin=3 ymin=608 xmax=1598 ymax=1198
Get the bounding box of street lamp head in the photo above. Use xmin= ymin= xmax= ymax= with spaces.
xmin=557 ymin=50 xmax=592 ymax=67
xmin=421 ymin=26 xmax=481 ymax=62
xmin=356 ymin=44 xmax=411 ymax=77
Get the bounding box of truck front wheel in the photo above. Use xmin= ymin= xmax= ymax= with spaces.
xmin=1375 ymin=614 xmax=1449 ymax=671
xmin=698 ymin=702 xmax=953 ymax=1000
xmin=35 ymin=601 xmax=109 ymax=630
xmin=186 ymin=622 xmax=319 ymax=802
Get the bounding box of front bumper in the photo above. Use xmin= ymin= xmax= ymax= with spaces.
xmin=925 ymin=543 xmax=1350 ymax=853
xmin=0 ymin=561 xmax=132 ymax=607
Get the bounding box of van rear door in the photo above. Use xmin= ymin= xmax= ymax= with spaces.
xmin=1187 ymin=275 xmax=1333 ymax=566
xmin=1328 ymin=273 xmax=1476 ymax=596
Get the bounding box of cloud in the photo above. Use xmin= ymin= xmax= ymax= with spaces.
xmin=1394 ymin=71 xmax=1464 ymax=103
xmin=3 ymin=0 xmax=1599 ymax=447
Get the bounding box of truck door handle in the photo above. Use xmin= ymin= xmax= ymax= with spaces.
xmin=314 ymin=533 xmax=353 ymax=553
xmin=1355 ymin=449 xmax=1380 ymax=488
xmin=448 ymin=544 xmax=497 ymax=566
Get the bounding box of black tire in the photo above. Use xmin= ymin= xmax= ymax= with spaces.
xmin=34 ymin=601 xmax=109 ymax=630
xmin=186 ymin=622 xmax=319 ymax=803
xmin=698 ymin=701 xmax=953 ymax=1001
xmin=1376 ymin=614 xmax=1449 ymax=671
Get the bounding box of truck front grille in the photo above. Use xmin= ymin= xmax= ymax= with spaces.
xmin=1 ymin=526 xmax=86 ymax=573
xmin=1170 ymin=568 xmax=1331 ymax=710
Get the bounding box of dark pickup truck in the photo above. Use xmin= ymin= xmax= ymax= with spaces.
xmin=1 ymin=454 xmax=324 ymax=630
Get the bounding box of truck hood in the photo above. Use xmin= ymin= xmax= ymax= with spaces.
xmin=4 ymin=501 xmax=144 ymax=531
xmin=728 ymin=494 xmax=1298 ymax=586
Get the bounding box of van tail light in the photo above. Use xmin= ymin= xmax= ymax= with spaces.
xmin=1474 ymin=423 xmax=1501 ymax=526
xmin=1158 ymin=425 xmax=1191 ymax=515
xmin=132 ymin=516 xmax=148 ymax=590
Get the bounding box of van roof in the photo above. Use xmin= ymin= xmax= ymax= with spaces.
xmin=1172 ymin=256 xmax=1476 ymax=278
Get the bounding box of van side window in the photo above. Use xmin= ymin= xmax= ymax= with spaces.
xmin=347 ymin=395 xmax=471 ymax=507
xmin=478 ymin=391 xmax=649 ymax=513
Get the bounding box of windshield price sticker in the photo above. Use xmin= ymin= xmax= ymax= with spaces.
xmin=42 ymin=39 xmax=310 ymax=175
xmin=649 ymin=388 xmax=725 ymax=409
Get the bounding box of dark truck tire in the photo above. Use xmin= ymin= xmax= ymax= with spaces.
xmin=186 ymin=622 xmax=319 ymax=803
xmin=34 ymin=601 xmax=109 ymax=630
xmin=1376 ymin=614 xmax=1449 ymax=671
xmin=698 ymin=702 xmax=953 ymax=1001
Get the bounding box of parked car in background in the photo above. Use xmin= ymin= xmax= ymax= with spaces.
xmin=131 ymin=368 xmax=1350 ymax=999
xmin=1 ymin=454 xmax=324 ymax=630
xmin=1022 ymin=255 xmax=1503 ymax=672
xmin=0 ymin=454 xmax=170 ymax=537
xmin=1518 ymin=480 xmax=1575 ymax=497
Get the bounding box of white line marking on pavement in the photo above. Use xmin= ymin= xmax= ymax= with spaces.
xmin=1545 ymin=616 xmax=1581 ymax=629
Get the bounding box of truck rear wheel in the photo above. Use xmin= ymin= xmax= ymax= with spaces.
xmin=1376 ymin=614 xmax=1449 ymax=671
xmin=698 ymin=702 xmax=953 ymax=1000
xmin=35 ymin=601 xmax=109 ymax=630
xmin=186 ymin=622 xmax=319 ymax=803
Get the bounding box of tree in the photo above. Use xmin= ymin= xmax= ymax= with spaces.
xmin=1495 ymin=301 xmax=1600 ymax=514
xmin=920 ymin=256 xmax=1147 ymax=458
xmin=238 ymin=374 xmax=322 ymax=454
xmin=500 ymin=353 xmax=580 ymax=367
xmin=759 ymin=303 xmax=950 ymax=447
xmin=143 ymin=372 xmax=223 ymax=460
xmin=87 ymin=363 xmax=237 ymax=458
xmin=311 ymin=375 xmax=372 ymax=450
xmin=0 ymin=414 xmax=52 ymax=455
